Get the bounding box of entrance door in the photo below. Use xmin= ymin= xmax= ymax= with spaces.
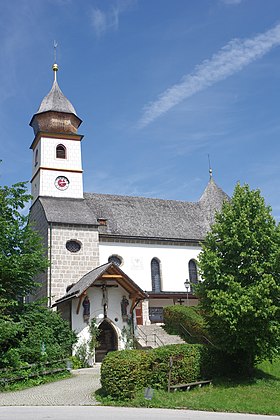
xmin=95 ymin=320 xmax=118 ymax=362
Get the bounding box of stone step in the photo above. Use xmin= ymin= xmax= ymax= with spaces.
xmin=136 ymin=324 xmax=185 ymax=349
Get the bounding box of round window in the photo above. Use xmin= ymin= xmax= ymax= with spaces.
xmin=108 ymin=255 xmax=122 ymax=266
xmin=66 ymin=240 xmax=81 ymax=253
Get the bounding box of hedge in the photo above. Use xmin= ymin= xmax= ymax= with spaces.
xmin=163 ymin=305 xmax=210 ymax=344
xmin=101 ymin=344 xmax=211 ymax=400
xmin=101 ymin=349 xmax=151 ymax=399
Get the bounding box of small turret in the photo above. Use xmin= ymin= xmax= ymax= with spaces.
xmin=29 ymin=63 xmax=82 ymax=136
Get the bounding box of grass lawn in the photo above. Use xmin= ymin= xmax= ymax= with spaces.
xmin=96 ymin=358 xmax=280 ymax=415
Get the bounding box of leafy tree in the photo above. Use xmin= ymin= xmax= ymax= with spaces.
xmin=0 ymin=181 xmax=48 ymax=302
xmin=0 ymin=302 xmax=77 ymax=368
xmin=198 ymin=183 xmax=280 ymax=372
xmin=0 ymin=180 xmax=76 ymax=369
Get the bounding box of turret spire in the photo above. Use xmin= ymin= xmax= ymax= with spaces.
xmin=208 ymin=154 xmax=213 ymax=179
xmin=29 ymin=57 xmax=82 ymax=136
xmin=53 ymin=41 xmax=58 ymax=82
xmin=52 ymin=63 xmax=58 ymax=82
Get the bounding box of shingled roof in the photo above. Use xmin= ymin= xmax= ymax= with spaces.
xmin=37 ymin=197 xmax=98 ymax=226
xmin=36 ymin=79 xmax=78 ymax=116
xmin=54 ymin=262 xmax=148 ymax=305
xmin=84 ymin=178 xmax=229 ymax=241
xmin=36 ymin=178 xmax=228 ymax=241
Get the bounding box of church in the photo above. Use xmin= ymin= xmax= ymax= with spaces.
xmin=29 ymin=63 xmax=228 ymax=358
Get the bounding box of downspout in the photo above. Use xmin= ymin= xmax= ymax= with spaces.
xmin=131 ymin=298 xmax=141 ymax=341
xmin=49 ymin=222 xmax=52 ymax=308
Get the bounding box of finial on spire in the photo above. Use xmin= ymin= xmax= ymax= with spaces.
xmin=53 ymin=41 xmax=58 ymax=81
xmin=208 ymin=154 xmax=213 ymax=179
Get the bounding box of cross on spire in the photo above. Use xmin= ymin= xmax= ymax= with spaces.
xmin=53 ymin=41 xmax=58 ymax=81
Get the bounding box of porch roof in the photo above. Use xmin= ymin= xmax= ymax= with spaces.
xmin=54 ymin=262 xmax=148 ymax=306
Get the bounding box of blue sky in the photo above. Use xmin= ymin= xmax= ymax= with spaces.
xmin=1 ymin=0 xmax=280 ymax=219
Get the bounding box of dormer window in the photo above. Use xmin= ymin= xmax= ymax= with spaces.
xmin=56 ymin=144 xmax=66 ymax=159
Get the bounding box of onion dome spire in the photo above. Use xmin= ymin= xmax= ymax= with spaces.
xmin=30 ymin=63 xmax=82 ymax=136
xmin=36 ymin=63 xmax=78 ymax=116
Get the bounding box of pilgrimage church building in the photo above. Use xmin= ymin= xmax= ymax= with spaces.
xmin=29 ymin=64 xmax=228 ymax=358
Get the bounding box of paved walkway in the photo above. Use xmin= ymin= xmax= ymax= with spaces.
xmin=0 ymin=365 xmax=101 ymax=406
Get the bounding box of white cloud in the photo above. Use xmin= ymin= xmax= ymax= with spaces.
xmin=91 ymin=8 xmax=108 ymax=37
xmin=91 ymin=0 xmax=136 ymax=37
xmin=139 ymin=23 xmax=280 ymax=128
xmin=221 ymin=0 xmax=242 ymax=5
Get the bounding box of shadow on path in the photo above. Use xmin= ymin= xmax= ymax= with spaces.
xmin=0 ymin=366 xmax=101 ymax=406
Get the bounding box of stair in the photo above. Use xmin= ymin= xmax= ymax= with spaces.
xmin=136 ymin=324 xmax=185 ymax=349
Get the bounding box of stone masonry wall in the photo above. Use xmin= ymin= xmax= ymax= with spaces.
xmin=50 ymin=224 xmax=99 ymax=304
xmin=29 ymin=200 xmax=49 ymax=302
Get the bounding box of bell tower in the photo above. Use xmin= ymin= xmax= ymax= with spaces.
xmin=30 ymin=63 xmax=84 ymax=201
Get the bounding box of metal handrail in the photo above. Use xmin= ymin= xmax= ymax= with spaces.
xmin=136 ymin=327 xmax=165 ymax=347
xmin=179 ymin=323 xmax=215 ymax=346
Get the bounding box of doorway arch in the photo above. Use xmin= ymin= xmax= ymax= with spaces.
xmin=95 ymin=319 xmax=118 ymax=362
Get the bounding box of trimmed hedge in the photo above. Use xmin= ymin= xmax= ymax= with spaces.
xmin=101 ymin=349 xmax=151 ymax=399
xmin=149 ymin=344 xmax=203 ymax=389
xmin=163 ymin=305 xmax=210 ymax=344
xmin=101 ymin=344 xmax=210 ymax=400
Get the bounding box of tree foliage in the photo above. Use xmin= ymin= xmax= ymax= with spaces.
xmin=0 ymin=180 xmax=76 ymax=369
xmin=0 ymin=302 xmax=77 ymax=368
xmin=198 ymin=183 xmax=280 ymax=369
xmin=0 ymin=181 xmax=48 ymax=301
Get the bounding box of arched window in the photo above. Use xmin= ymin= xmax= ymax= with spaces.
xmin=56 ymin=144 xmax=66 ymax=159
xmin=108 ymin=255 xmax=123 ymax=266
xmin=34 ymin=149 xmax=38 ymax=166
xmin=188 ymin=259 xmax=198 ymax=292
xmin=151 ymin=258 xmax=161 ymax=292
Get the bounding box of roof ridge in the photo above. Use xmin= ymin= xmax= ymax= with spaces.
xmin=84 ymin=191 xmax=198 ymax=206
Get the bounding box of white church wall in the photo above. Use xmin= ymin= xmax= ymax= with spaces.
xmin=31 ymin=136 xmax=84 ymax=199
xmin=71 ymin=282 xmax=134 ymax=350
xmin=99 ymin=241 xmax=201 ymax=292
xmin=40 ymin=169 xmax=83 ymax=198
xmin=40 ymin=136 xmax=82 ymax=171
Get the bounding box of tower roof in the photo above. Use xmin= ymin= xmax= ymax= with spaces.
xmin=29 ymin=64 xmax=82 ymax=135
xmin=199 ymin=177 xmax=229 ymax=226
xmin=36 ymin=78 xmax=77 ymax=116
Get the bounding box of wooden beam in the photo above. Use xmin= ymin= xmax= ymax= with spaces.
xmin=101 ymin=274 xmax=123 ymax=278
xmin=76 ymin=294 xmax=84 ymax=315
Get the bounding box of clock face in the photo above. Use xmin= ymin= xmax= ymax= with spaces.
xmin=55 ymin=176 xmax=69 ymax=191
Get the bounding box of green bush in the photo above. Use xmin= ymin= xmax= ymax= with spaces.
xmin=101 ymin=350 xmax=152 ymax=399
xmin=149 ymin=344 xmax=203 ymax=389
xmin=163 ymin=305 xmax=210 ymax=344
xmin=101 ymin=344 xmax=211 ymax=400
xmin=0 ymin=302 xmax=77 ymax=369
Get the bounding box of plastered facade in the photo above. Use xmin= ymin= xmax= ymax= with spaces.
xmin=99 ymin=240 xmax=201 ymax=292
xmin=31 ymin=136 xmax=83 ymax=201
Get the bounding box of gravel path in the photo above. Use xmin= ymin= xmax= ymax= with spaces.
xmin=0 ymin=365 xmax=101 ymax=406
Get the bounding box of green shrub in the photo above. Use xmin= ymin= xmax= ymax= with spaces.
xmin=101 ymin=350 xmax=152 ymax=399
xmin=0 ymin=302 xmax=77 ymax=369
xmin=74 ymin=339 xmax=90 ymax=368
xmin=163 ymin=305 xmax=210 ymax=344
xmin=100 ymin=344 xmax=211 ymax=400
xmin=149 ymin=344 xmax=203 ymax=389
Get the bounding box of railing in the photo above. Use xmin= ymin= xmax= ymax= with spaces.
xmin=0 ymin=359 xmax=71 ymax=386
xmin=136 ymin=328 xmax=165 ymax=348
xmin=179 ymin=323 xmax=215 ymax=346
